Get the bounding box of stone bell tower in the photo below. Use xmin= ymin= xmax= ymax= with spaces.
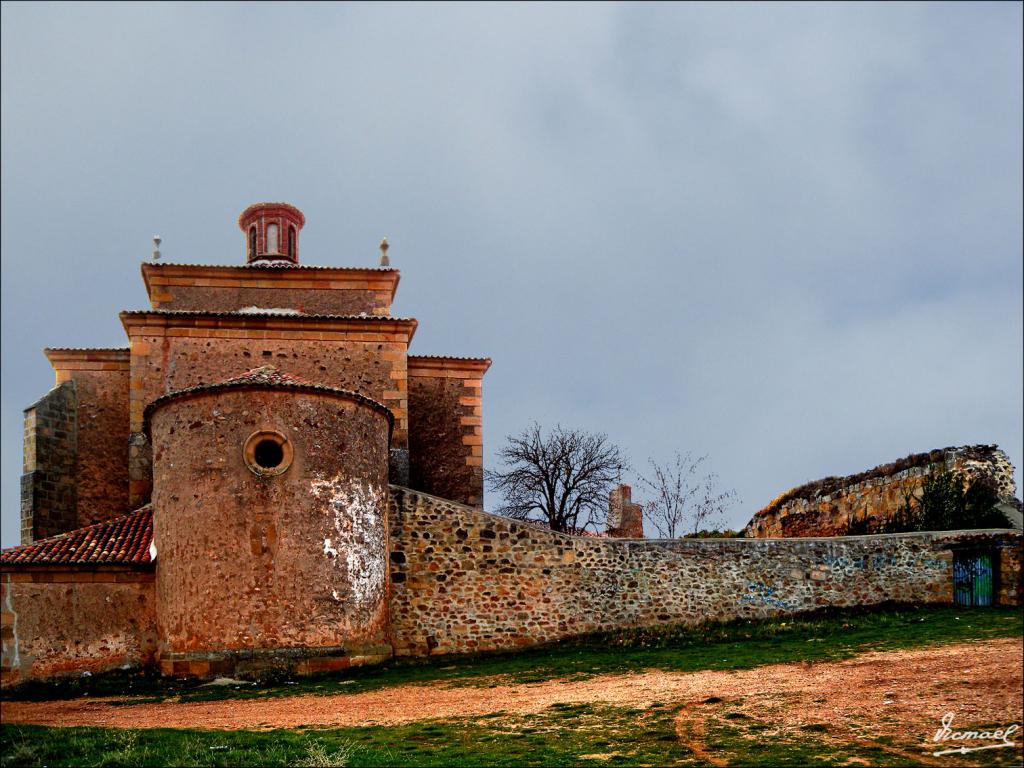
xmin=238 ymin=202 xmax=306 ymax=264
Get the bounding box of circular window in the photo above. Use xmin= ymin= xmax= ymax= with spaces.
xmin=243 ymin=430 xmax=293 ymax=477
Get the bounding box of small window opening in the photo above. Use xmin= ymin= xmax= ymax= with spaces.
xmin=266 ymin=223 xmax=279 ymax=254
xmin=288 ymin=225 xmax=296 ymax=259
xmin=249 ymin=226 xmax=257 ymax=258
xmin=254 ymin=439 xmax=284 ymax=469
xmin=243 ymin=430 xmax=293 ymax=477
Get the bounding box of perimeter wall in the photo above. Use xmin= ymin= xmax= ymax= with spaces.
xmin=387 ymin=487 xmax=1023 ymax=657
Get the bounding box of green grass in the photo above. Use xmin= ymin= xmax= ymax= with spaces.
xmin=1 ymin=705 xmax=687 ymax=767
xmin=2 ymin=604 xmax=1021 ymax=767
xmin=702 ymin=709 xmax=1024 ymax=768
xmin=6 ymin=701 xmax=1021 ymax=767
xmin=0 ymin=705 xmax=701 ymax=768
xmin=3 ymin=604 xmax=1020 ymax=706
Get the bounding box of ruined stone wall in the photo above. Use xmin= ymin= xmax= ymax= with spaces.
xmin=150 ymin=387 xmax=392 ymax=677
xmin=0 ymin=567 xmax=157 ymax=686
xmin=407 ymin=357 xmax=488 ymax=507
xmin=744 ymin=446 xmax=1019 ymax=538
xmin=388 ymin=488 xmax=1022 ymax=657
xmin=607 ymin=485 xmax=644 ymax=538
xmin=20 ymin=383 xmax=77 ymax=544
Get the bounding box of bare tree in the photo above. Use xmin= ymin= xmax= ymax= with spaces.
xmin=485 ymin=423 xmax=627 ymax=533
xmin=637 ymin=452 xmax=737 ymax=538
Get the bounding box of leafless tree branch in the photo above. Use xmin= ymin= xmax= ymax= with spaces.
xmin=637 ymin=452 xmax=737 ymax=538
xmin=485 ymin=423 xmax=628 ymax=533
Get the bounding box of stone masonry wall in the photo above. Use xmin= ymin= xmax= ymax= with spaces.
xmin=70 ymin=369 xmax=130 ymax=527
xmin=1 ymin=567 xmax=157 ymax=686
xmin=744 ymin=445 xmax=1019 ymax=538
xmin=407 ymin=358 xmax=487 ymax=507
xmin=606 ymin=485 xmax=644 ymax=538
xmin=149 ymin=286 xmax=391 ymax=316
xmin=21 ymin=382 xmax=77 ymax=544
xmin=124 ymin=313 xmax=412 ymax=507
xmin=388 ymin=487 xmax=1022 ymax=657
xmin=150 ymin=387 xmax=393 ymax=678
xmin=141 ymin=264 xmax=398 ymax=316
xmin=44 ymin=349 xmax=134 ymax=530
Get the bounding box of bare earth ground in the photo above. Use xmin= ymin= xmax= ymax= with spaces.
xmin=4 ymin=638 xmax=1022 ymax=762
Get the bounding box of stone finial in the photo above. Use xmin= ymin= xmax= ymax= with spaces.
xmin=379 ymin=237 xmax=390 ymax=267
xmin=152 ymin=235 xmax=161 ymax=261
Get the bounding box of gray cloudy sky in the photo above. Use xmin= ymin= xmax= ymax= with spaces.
xmin=2 ymin=2 xmax=1021 ymax=547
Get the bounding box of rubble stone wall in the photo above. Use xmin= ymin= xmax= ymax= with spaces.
xmin=149 ymin=286 xmax=390 ymax=316
xmin=124 ymin=316 xmax=412 ymax=507
xmin=63 ymin=369 xmax=130 ymax=529
xmin=0 ymin=567 xmax=157 ymax=686
xmin=388 ymin=487 xmax=1022 ymax=657
xmin=150 ymin=387 xmax=393 ymax=677
xmin=407 ymin=357 xmax=487 ymax=507
xmin=20 ymin=383 xmax=77 ymax=544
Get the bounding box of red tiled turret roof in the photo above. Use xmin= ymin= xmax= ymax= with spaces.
xmin=1 ymin=507 xmax=153 ymax=566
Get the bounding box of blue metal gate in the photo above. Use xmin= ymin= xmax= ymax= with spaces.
xmin=953 ymin=552 xmax=994 ymax=607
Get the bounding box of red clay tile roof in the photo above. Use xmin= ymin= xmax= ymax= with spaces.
xmin=1 ymin=507 xmax=153 ymax=566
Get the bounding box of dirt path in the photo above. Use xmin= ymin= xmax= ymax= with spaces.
xmin=3 ymin=638 xmax=1021 ymax=740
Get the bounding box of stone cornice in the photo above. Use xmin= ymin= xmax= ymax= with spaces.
xmin=141 ymin=262 xmax=401 ymax=302
xmin=44 ymin=348 xmax=131 ymax=370
xmin=120 ymin=310 xmax=418 ymax=342
xmin=407 ymin=355 xmax=492 ymax=377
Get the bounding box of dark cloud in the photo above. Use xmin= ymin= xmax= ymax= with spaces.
xmin=2 ymin=2 xmax=1021 ymax=545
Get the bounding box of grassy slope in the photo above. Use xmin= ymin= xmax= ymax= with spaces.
xmin=4 ymin=604 xmax=1020 ymax=705
xmin=1 ymin=604 xmax=1021 ymax=768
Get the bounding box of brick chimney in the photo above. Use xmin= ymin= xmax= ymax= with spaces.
xmin=606 ymin=484 xmax=644 ymax=538
xmin=238 ymin=202 xmax=305 ymax=265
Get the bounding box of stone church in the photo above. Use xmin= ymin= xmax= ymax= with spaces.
xmin=2 ymin=203 xmax=1020 ymax=686
xmin=4 ymin=203 xmax=489 ymax=680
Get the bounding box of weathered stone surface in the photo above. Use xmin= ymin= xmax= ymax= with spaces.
xmin=68 ymin=369 xmax=130 ymax=529
xmin=20 ymin=382 xmax=77 ymax=544
xmin=388 ymin=488 xmax=1022 ymax=657
xmin=408 ymin=376 xmax=479 ymax=505
xmin=407 ymin=357 xmax=488 ymax=507
xmin=744 ymin=446 xmax=1019 ymax=538
xmin=606 ymin=485 xmax=644 ymax=538
xmin=124 ymin=325 xmax=412 ymax=507
xmin=0 ymin=568 xmax=156 ymax=686
xmin=150 ymin=386 xmax=392 ymax=673
xmin=157 ymin=286 xmax=389 ymax=316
